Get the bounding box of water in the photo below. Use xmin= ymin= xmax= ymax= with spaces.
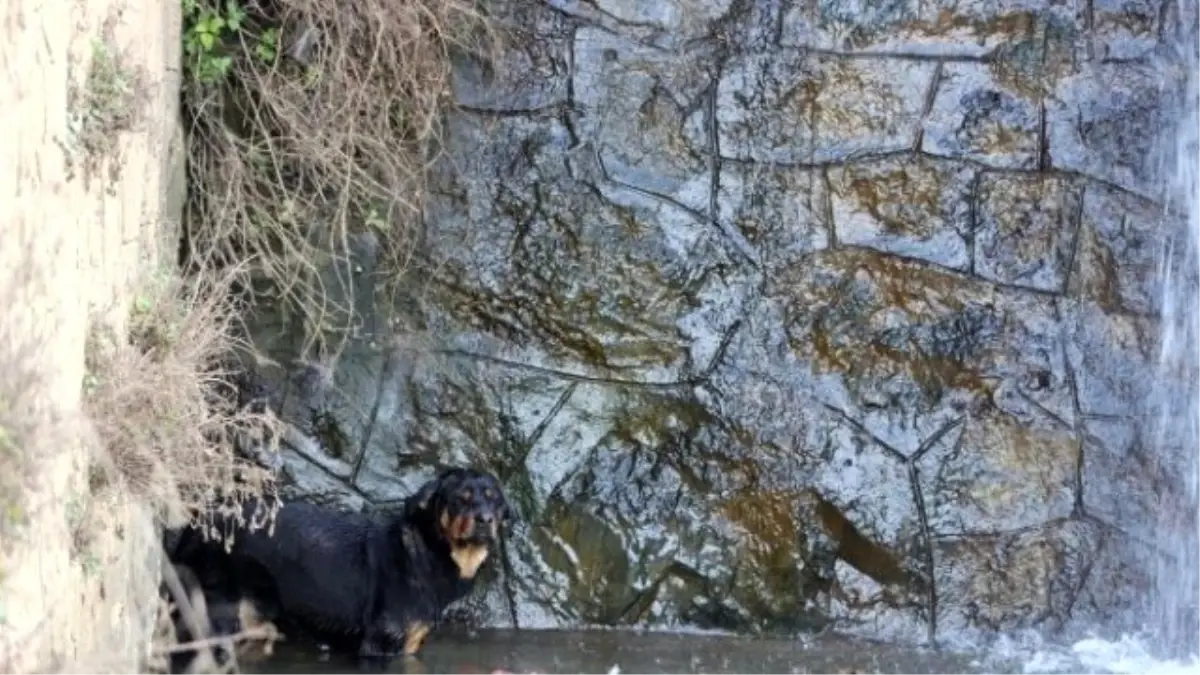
xmin=1138 ymin=0 xmax=1200 ymax=664
xmin=1042 ymin=2 xmax=1200 ymax=672
xmin=243 ymin=628 xmax=1021 ymax=675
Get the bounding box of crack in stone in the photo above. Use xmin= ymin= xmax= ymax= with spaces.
xmin=697 ymin=318 xmax=744 ymax=381
xmin=1054 ymin=298 xmax=1088 ymax=519
xmin=435 ymin=348 xmax=705 ymax=389
xmin=1060 ymin=182 xmax=1088 ymax=296
xmin=913 ymin=62 xmax=944 ymax=153
xmin=818 ymin=401 xmax=908 ymax=463
xmin=513 ymin=382 xmax=579 ymax=474
xmin=351 ymin=348 xmax=396 ymax=486
xmin=704 ymin=66 xmax=764 ymax=268
xmin=908 ymin=462 xmax=938 ymax=645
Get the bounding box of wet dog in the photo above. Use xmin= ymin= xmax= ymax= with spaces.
xmin=162 ymin=563 xmax=280 ymax=674
xmin=169 ymin=467 xmax=511 ymax=660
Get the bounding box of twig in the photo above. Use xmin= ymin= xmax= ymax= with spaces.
xmin=150 ymin=625 xmax=280 ymax=657
xmin=159 ymin=557 xmax=210 ymax=646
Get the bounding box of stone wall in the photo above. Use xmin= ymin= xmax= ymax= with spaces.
xmin=0 ymin=0 xmax=184 ymax=669
xmin=248 ymin=0 xmax=1197 ymax=648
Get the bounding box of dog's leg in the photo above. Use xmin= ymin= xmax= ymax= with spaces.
xmin=357 ymin=536 xmax=389 ymax=659
xmin=401 ymin=621 xmax=431 ymax=656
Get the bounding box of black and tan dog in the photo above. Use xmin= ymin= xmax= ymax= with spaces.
xmin=169 ymin=467 xmax=511 ymax=660
xmin=161 ymin=562 xmax=280 ymax=674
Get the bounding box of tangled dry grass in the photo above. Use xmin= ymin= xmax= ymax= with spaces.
xmin=79 ymin=268 xmax=285 ymax=673
xmin=65 ymin=31 xmax=149 ymax=192
xmin=83 ymin=268 xmax=282 ymax=532
xmin=183 ymin=0 xmax=503 ymax=361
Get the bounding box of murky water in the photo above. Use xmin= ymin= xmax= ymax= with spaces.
xmin=241 ymin=629 xmax=1022 ymax=675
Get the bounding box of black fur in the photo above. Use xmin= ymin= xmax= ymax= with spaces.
xmin=168 ymin=467 xmax=511 ymax=659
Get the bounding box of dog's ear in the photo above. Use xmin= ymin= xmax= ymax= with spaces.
xmin=403 ymin=478 xmax=442 ymax=518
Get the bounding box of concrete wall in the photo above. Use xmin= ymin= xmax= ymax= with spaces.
xmin=0 ymin=0 xmax=184 ymax=670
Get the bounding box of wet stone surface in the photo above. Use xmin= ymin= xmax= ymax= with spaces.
xmin=825 ymin=156 xmax=974 ymax=270
xmin=238 ymin=0 xmax=1195 ymax=653
xmin=921 ymin=62 xmax=1042 ymax=170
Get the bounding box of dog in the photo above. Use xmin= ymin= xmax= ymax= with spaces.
xmin=162 ymin=563 xmax=281 ymax=674
xmin=169 ymin=467 xmax=511 ymax=660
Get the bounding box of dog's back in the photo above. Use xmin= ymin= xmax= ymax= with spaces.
xmin=173 ymin=501 xmax=377 ymax=638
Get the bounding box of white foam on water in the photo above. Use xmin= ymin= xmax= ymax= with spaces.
xmin=1012 ymin=634 xmax=1200 ymax=672
xmin=1069 ymin=636 xmax=1200 ymax=675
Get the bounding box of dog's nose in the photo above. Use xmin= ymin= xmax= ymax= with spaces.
xmin=477 ymin=512 xmax=495 ymax=526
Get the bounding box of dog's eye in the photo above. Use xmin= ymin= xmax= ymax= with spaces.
xmin=459 ymin=489 xmax=473 ymax=502
xmin=484 ymin=488 xmax=495 ymax=500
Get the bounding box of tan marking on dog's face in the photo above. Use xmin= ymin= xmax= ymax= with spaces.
xmin=449 ymin=542 xmax=490 ymax=579
xmin=439 ymin=509 xmax=475 ymax=540
xmin=402 ymin=620 xmax=432 ymax=656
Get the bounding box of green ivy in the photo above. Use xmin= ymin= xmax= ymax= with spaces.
xmin=182 ymin=0 xmax=278 ymax=86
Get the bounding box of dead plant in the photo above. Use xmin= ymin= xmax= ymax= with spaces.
xmin=182 ymin=0 xmax=503 ymax=362
xmin=82 ymin=266 xmax=282 ymax=531
xmin=65 ymin=30 xmax=149 ymax=191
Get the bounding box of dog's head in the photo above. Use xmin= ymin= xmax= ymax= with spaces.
xmin=405 ymin=467 xmax=511 ymax=579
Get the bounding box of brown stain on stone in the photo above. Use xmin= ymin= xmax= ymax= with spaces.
xmin=939 ymin=520 xmax=1084 ymax=627
xmin=723 ymin=489 xmax=916 ymax=592
xmin=812 ymin=494 xmax=914 ymax=589
xmin=534 ymin=503 xmax=634 ymax=624
xmin=925 ymin=9 xmax=1036 ymax=41
xmin=967 ymin=113 xmax=1037 ymax=160
xmin=963 ymin=413 xmax=1078 ymax=511
xmin=1071 ymin=225 xmax=1126 ymax=314
xmin=837 ymin=162 xmax=942 ymax=238
xmin=977 ymin=173 xmax=1080 ymax=286
xmin=845 ymin=8 xmax=1037 ymax=52
xmin=438 ymin=272 xmax=684 ymax=371
xmin=611 ymin=394 xmax=715 ymax=452
xmin=814 ymin=61 xmax=906 ymax=136
xmin=721 ymin=490 xmax=803 ymax=572
xmin=790 ymin=249 xmax=993 ymax=399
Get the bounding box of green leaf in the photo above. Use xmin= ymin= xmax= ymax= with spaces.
xmin=199 ymin=31 xmax=215 ymax=50
xmin=226 ymin=2 xmax=246 ymax=31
